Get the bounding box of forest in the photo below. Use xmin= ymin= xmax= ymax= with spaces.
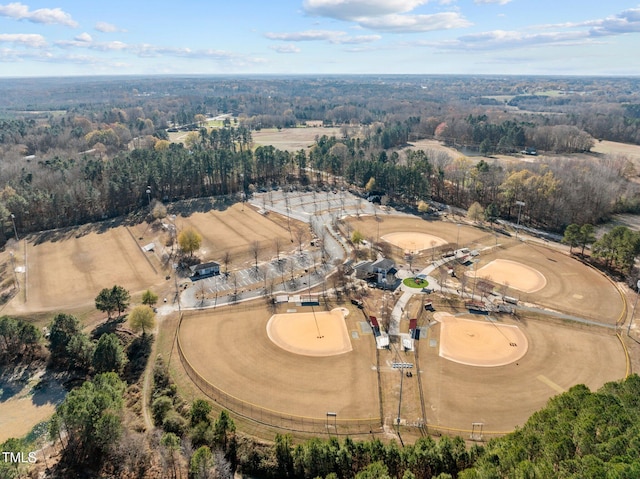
xmin=1 ymin=75 xmax=640 ymax=245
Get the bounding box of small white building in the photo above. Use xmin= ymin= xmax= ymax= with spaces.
xmin=190 ymin=261 xmax=220 ymax=278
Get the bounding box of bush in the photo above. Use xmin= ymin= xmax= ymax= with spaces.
xmin=152 ymin=395 xmax=173 ymax=426
xmin=163 ymin=411 xmax=187 ymax=437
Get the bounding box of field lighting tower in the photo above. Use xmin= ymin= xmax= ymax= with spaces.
xmin=628 ymin=279 xmax=640 ymax=336
xmin=515 ymin=201 xmax=525 ymax=239
xmin=10 ymin=213 xmax=18 ymax=241
xmin=146 ymin=186 xmax=152 ymax=205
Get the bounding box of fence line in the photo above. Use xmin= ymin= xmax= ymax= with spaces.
xmin=176 ymin=317 xmax=382 ymax=435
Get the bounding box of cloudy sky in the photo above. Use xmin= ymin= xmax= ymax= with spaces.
xmin=1 ymin=0 xmax=639 ymax=77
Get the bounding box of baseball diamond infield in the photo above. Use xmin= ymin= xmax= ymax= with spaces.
xmin=466 ymin=259 xmax=547 ymax=293
xmin=267 ymin=308 xmax=353 ymax=356
xmin=434 ymin=312 xmax=528 ymax=367
xmin=382 ymin=232 xmax=447 ymax=254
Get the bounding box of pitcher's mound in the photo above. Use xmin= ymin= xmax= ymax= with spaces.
xmin=434 ymin=312 xmax=528 ymax=367
xmin=267 ymin=308 xmax=352 ymax=357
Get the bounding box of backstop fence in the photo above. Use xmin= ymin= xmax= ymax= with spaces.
xmin=176 ymin=315 xmax=382 ymax=436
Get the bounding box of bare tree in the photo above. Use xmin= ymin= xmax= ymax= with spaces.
xmin=251 ymin=240 xmax=260 ymax=272
xmin=295 ymin=228 xmax=305 ymax=255
xmin=274 ymin=238 xmax=281 ymax=263
xmin=222 ymin=251 xmax=231 ymax=277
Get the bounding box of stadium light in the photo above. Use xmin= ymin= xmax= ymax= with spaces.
xmin=515 ymin=201 xmax=525 ymax=239
xmin=10 ymin=213 xmax=18 ymax=241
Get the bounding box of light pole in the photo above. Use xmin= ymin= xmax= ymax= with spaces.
xmin=515 ymin=201 xmax=525 ymax=239
xmin=10 ymin=213 xmax=18 ymax=241
xmin=146 ymin=186 xmax=151 ymax=206
xmin=628 ymin=280 xmax=640 ymax=336
xmin=456 ymin=223 xmax=461 ymax=251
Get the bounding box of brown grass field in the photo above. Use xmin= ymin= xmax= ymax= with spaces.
xmin=251 ymin=127 xmax=344 ymax=152
xmin=175 ymin=203 xmax=308 ymax=268
xmin=419 ymin=315 xmax=627 ymax=435
xmin=178 ymin=302 xmax=379 ymax=420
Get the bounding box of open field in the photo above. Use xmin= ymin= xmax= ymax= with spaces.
xmin=9 ymin=227 xmax=164 ymax=314
xmin=178 ymin=301 xmax=379 ymax=422
xmin=175 ymin=203 xmax=310 ymax=268
xmin=420 ymin=315 xmax=627 ymax=435
xmin=251 ymin=127 xmax=343 ymax=151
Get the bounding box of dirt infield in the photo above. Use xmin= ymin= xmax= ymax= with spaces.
xmin=467 ymin=259 xmax=547 ymax=293
xmin=420 ymin=317 xmax=627 ymax=434
xmin=267 ymin=308 xmax=352 ymax=356
xmin=435 ymin=312 xmax=528 ymax=367
xmin=178 ymin=302 xmax=379 ymax=419
xmin=382 ymin=232 xmax=447 ymax=254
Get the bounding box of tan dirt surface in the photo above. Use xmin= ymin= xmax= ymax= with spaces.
xmin=466 ymin=259 xmax=547 ymax=293
xmin=178 ymin=302 xmax=379 ymax=419
xmin=382 ymin=232 xmax=447 ymax=254
xmin=435 ymin=312 xmax=528 ymax=367
xmin=267 ymin=308 xmax=352 ymax=356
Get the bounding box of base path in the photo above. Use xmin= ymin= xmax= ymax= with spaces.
xmin=434 ymin=312 xmax=528 ymax=367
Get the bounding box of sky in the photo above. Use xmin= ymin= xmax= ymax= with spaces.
xmin=1 ymin=0 xmax=639 ymax=77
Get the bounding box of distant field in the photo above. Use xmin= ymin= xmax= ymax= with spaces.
xmin=591 ymin=140 xmax=640 ymax=161
xmin=251 ymin=127 xmax=343 ymax=151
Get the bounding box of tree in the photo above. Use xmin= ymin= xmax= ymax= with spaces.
xmin=161 ymin=432 xmax=181 ymax=479
xmin=578 ymin=224 xmax=596 ymax=256
xmin=365 ymin=177 xmax=376 ymax=192
xmin=190 ymin=446 xmax=214 ymax=479
xmin=352 ymin=230 xmax=364 ymax=249
xmin=66 ymin=333 xmax=95 ymax=371
xmin=151 ymin=200 xmax=167 ymax=219
xmin=213 ymin=409 xmax=236 ymax=452
xmin=128 ymin=305 xmax=156 ymax=336
xmin=95 ymin=285 xmax=130 ymax=319
xmin=178 ymin=228 xmax=202 ymax=257
xmin=93 ymin=333 xmax=127 ymax=374
xmin=141 ymin=289 xmax=158 ymax=306
xmin=563 ymin=223 xmax=581 ymax=253
xmin=467 ymin=202 xmax=484 ymax=223
xmin=191 ymin=398 xmax=212 ymax=428
xmin=49 ymin=313 xmax=82 ymax=361
xmin=50 ymin=372 xmax=125 ymax=462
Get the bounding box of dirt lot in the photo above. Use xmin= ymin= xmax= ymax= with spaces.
xmin=178 ymin=301 xmax=379 ymax=420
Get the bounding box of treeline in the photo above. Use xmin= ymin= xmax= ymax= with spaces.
xmin=2 ymin=128 xmax=637 ymax=243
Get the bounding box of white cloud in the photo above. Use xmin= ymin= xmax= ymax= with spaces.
xmin=269 ymin=44 xmax=301 ymax=53
xmin=95 ymin=21 xmax=125 ymax=33
xmin=587 ymin=7 xmax=640 ymax=36
xmin=0 ymin=2 xmax=78 ymax=27
xmin=359 ymin=12 xmax=471 ymax=32
xmin=0 ymin=33 xmax=46 ymax=47
xmin=303 ymin=0 xmax=427 ymax=20
xmin=74 ymin=32 xmax=92 ymax=43
xmin=265 ymin=29 xmax=381 ymax=44
xmin=301 ymin=0 xmax=470 ymax=34
xmin=474 ymin=0 xmax=512 ymax=4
